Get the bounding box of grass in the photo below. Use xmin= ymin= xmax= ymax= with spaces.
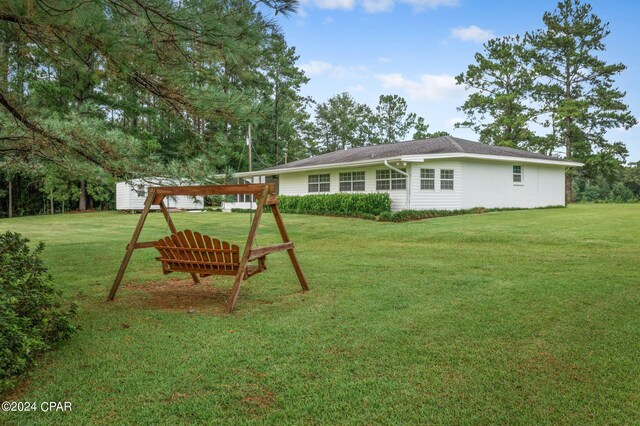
xmin=1 ymin=204 xmax=639 ymax=424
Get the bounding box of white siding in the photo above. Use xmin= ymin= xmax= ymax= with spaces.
xmin=409 ymin=161 xmax=463 ymax=210
xmin=273 ymin=159 xmax=566 ymax=212
xmin=115 ymin=179 xmax=204 ymax=211
xmin=278 ymin=165 xmax=408 ymax=211
xmin=460 ymin=160 xmax=565 ymax=208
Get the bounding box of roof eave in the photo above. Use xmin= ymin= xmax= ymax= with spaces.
xmin=401 ymin=153 xmax=584 ymax=167
xmin=234 ymin=153 xmax=583 ymax=177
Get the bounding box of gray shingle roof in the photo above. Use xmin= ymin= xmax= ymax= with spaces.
xmin=257 ymin=136 xmax=572 ymax=173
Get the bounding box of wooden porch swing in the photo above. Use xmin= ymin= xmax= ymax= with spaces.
xmin=107 ymin=183 xmax=309 ymax=313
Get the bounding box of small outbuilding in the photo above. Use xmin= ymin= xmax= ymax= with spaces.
xmin=115 ymin=179 xmax=204 ymax=211
xmin=235 ymin=136 xmax=583 ymax=211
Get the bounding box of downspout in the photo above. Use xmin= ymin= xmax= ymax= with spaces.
xmin=384 ymin=160 xmax=410 ymax=210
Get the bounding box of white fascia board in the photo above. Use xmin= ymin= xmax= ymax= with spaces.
xmin=234 ymin=157 xmax=404 ymax=177
xmin=402 ymin=153 xmax=583 ymax=167
xmin=235 ymin=153 xmax=582 ymax=178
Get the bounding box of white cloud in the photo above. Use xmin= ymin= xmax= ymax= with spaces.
xmin=400 ymin=0 xmax=458 ymax=11
xmin=309 ymin=0 xmax=355 ymax=10
xmin=304 ymin=0 xmax=457 ymax=12
xmin=378 ymin=57 xmax=391 ymax=63
xmin=300 ymin=60 xmax=333 ymax=76
xmin=323 ymin=16 xmax=335 ymax=24
xmin=450 ymin=25 xmax=494 ymax=43
xmin=375 ymin=73 xmax=464 ymax=101
xmin=300 ymin=61 xmax=368 ymax=79
xmin=347 ymin=84 xmax=366 ymax=92
xmin=363 ymin=0 xmax=394 ymax=12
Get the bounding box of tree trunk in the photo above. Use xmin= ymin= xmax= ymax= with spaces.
xmin=79 ymin=181 xmax=87 ymax=211
xmin=564 ymin=59 xmax=574 ymax=204
xmin=274 ymin=78 xmax=280 ymax=163
xmin=50 ymin=189 xmax=54 ymax=214
xmin=8 ymin=180 xmax=12 ymax=218
xmin=564 ymin=129 xmax=574 ymax=203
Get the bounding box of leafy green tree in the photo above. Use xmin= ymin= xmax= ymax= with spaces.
xmin=313 ymin=93 xmax=375 ymax=152
xmin=455 ymin=36 xmax=536 ymax=149
xmin=528 ymin=0 xmax=637 ymax=201
xmin=0 ymin=0 xmax=302 ymax=215
xmin=258 ymin=33 xmax=309 ymax=165
xmin=412 ymin=117 xmax=449 ymax=139
xmin=622 ymin=162 xmax=640 ymax=199
xmin=374 ymin=94 xmax=417 ymax=144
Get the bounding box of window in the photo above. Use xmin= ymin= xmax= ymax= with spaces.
xmin=513 ymin=165 xmax=523 ymax=184
xmin=308 ymin=174 xmax=330 ymax=193
xmin=238 ymin=194 xmax=255 ymax=203
xmin=440 ymin=169 xmax=454 ymax=190
xmin=376 ymin=169 xmax=406 ymax=190
xmin=420 ymin=168 xmax=435 ymax=190
xmin=339 ymin=171 xmax=365 ymax=192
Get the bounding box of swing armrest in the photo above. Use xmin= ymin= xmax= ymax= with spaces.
xmin=248 ymin=242 xmax=294 ymax=261
xmin=127 ymin=241 xmax=158 ymax=250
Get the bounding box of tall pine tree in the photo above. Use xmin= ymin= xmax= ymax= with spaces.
xmin=528 ymin=0 xmax=636 ymax=201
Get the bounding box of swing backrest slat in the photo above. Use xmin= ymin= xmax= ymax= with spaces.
xmin=154 ymin=229 xmax=240 ymax=273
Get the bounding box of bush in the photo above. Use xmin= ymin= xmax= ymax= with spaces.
xmin=0 ymin=231 xmax=77 ymax=395
xmin=377 ymin=206 xmax=563 ymax=222
xmin=377 ymin=207 xmax=486 ymax=222
xmin=278 ymin=193 xmax=392 ymax=216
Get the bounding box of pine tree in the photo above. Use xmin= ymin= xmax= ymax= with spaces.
xmin=455 ymin=36 xmax=536 ymax=148
xmin=528 ymin=0 xmax=636 ymax=201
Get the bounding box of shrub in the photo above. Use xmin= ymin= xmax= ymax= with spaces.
xmin=278 ymin=193 xmax=392 ymax=216
xmin=0 ymin=231 xmax=77 ymax=395
xmin=376 ymin=206 xmax=563 ymax=222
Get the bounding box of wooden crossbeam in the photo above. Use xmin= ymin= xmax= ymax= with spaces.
xmin=152 ymin=183 xmax=275 ymax=204
xmin=248 ymin=242 xmax=294 ymax=261
xmin=127 ymin=241 xmax=157 ymax=250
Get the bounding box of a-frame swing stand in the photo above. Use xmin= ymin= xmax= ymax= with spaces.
xmin=107 ymin=184 xmax=309 ymax=313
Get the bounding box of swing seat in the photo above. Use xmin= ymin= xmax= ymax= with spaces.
xmin=154 ymin=230 xmax=266 ymax=278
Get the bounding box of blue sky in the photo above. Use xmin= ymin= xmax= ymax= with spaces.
xmin=275 ymin=0 xmax=640 ymax=162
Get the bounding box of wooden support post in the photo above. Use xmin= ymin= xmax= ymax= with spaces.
xmin=107 ymin=188 xmax=156 ymax=301
xmin=226 ymin=187 xmax=268 ymax=313
xmin=160 ymin=201 xmax=200 ymax=284
xmin=272 ymin=204 xmax=309 ymax=291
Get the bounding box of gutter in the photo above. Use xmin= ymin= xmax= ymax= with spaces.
xmin=384 ymin=160 xmax=410 ymax=210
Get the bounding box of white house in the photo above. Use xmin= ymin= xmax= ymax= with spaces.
xmin=235 ymin=136 xmax=583 ymax=211
xmin=116 ymin=179 xmax=204 ymax=211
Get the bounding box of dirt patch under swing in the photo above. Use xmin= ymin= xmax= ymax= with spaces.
xmin=125 ymin=278 xmax=232 ymax=314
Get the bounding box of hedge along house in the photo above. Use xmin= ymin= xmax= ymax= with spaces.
xmin=236 ymin=136 xmax=583 ymax=211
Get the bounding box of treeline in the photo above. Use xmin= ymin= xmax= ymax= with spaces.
xmin=0 ymin=0 xmax=308 ymax=215
xmin=0 ymin=1 xmax=446 ymax=216
xmin=0 ymin=0 xmax=637 ymax=217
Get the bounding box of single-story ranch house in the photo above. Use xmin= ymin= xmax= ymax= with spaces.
xmin=236 ymin=136 xmax=583 ymax=211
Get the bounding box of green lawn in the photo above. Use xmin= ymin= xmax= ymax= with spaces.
xmin=1 ymin=205 xmax=639 ymax=424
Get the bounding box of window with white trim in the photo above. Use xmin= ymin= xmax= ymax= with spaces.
xmin=440 ymin=169 xmax=454 ymax=190
xmin=308 ymin=174 xmax=330 ymax=193
xmin=376 ymin=169 xmax=406 ymax=190
xmin=513 ymin=165 xmax=523 ymax=184
xmin=420 ymin=168 xmax=435 ymax=190
xmin=339 ymin=171 xmax=365 ymax=192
